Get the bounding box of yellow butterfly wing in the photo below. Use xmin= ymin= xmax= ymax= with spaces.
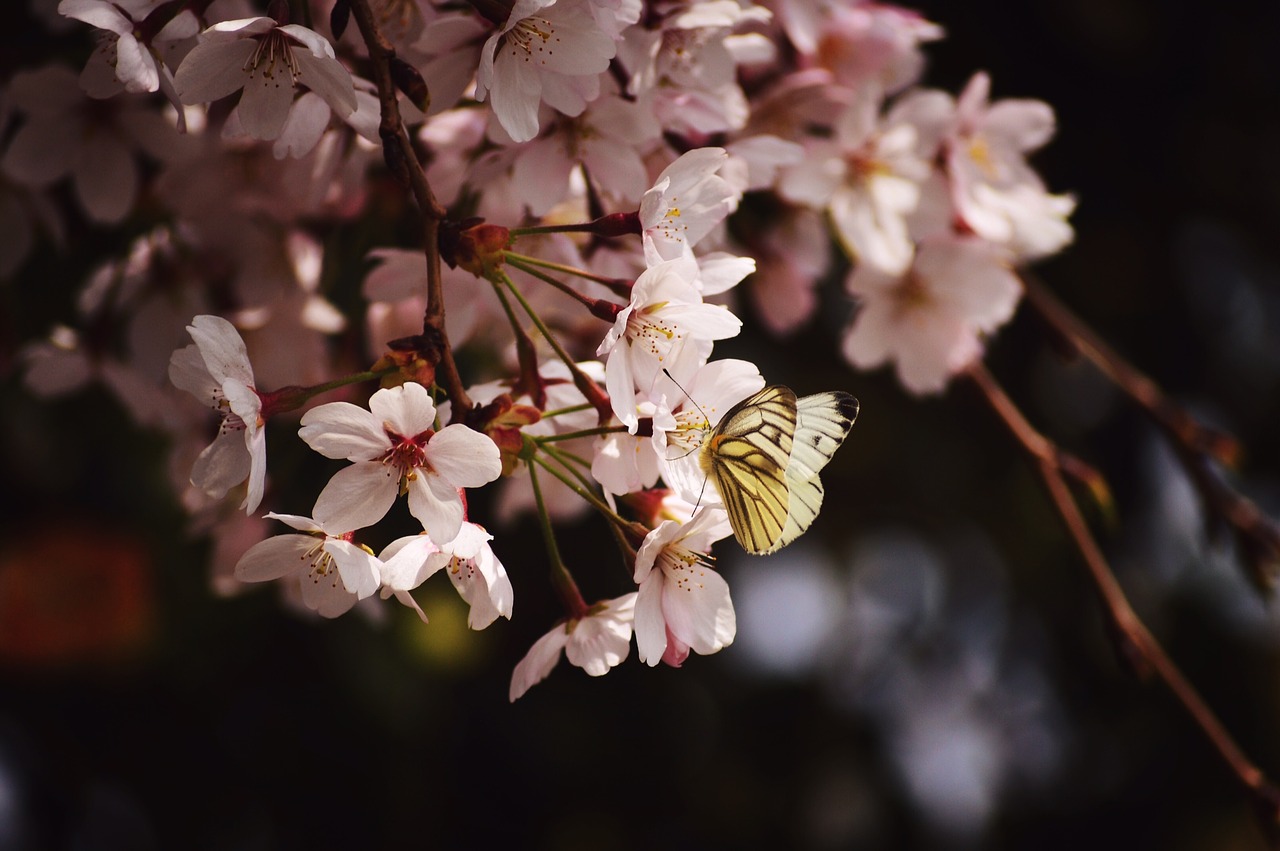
xmin=699 ymin=386 xmax=798 ymax=555
xmin=766 ymin=391 xmax=859 ymax=554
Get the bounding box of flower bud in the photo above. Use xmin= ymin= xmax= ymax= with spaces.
xmin=453 ymin=223 xmax=511 ymax=279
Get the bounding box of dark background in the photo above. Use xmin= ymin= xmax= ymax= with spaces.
xmin=4 ymin=1 xmax=1280 ymax=849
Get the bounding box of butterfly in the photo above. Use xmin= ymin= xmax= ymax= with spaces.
xmin=698 ymin=385 xmax=859 ymax=555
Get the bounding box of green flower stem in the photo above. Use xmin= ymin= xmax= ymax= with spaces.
xmin=504 ymin=251 xmax=627 ymax=290
xmin=527 ymin=456 xmax=589 ymax=618
xmin=497 ymin=271 xmax=613 ymax=424
xmin=488 ymin=276 xmax=546 ymax=407
xmin=261 ymin=366 xmax=399 ymax=417
xmin=534 ymin=425 xmax=630 ymax=443
xmin=530 ymin=444 xmax=630 ymax=532
xmin=541 ymin=402 xmax=593 ymax=419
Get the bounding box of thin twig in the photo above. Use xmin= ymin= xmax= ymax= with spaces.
xmin=1022 ymin=274 xmax=1279 ymax=590
xmin=346 ymin=0 xmax=472 ymax=420
xmin=967 ymin=363 xmax=1280 ymax=838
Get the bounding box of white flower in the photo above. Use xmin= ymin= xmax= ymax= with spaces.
xmin=946 ymin=72 xmax=1075 ymax=261
xmin=174 ymin=17 xmax=356 ymax=142
xmin=596 ymin=257 xmax=742 ymax=431
xmin=297 ymin=382 xmax=502 ymax=542
xmin=168 ymin=315 xmax=267 ymax=514
xmin=779 ymin=85 xmax=953 ymax=274
xmin=619 ymin=0 xmax=770 ymax=137
xmin=842 ymin=234 xmax=1022 ymax=395
xmin=438 ymin=523 xmax=513 ymax=628
xmin=371 ymin=533 xmax=441 ymax=622
xmin=633 ymin=509 xmax=736 ymax=667
xmin=234 ymin=513 xmax=379 ymax=618
xmin=1 ymin=64 xmax=183 ymax=224
xmin=475 ymin=0 xmax=621 ymax=143
xmin=509 ymin=593 xmax=637 ymax=700
xmin=59 ymin=0 xmax=198 ymax=108
xmin=639 ymin=147 xmax=741 ymax=265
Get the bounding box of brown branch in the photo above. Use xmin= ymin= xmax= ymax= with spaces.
xmin=1022 ymin=274 xmax=1279 ymax=591
xmin=1022 ymin=275 xmax=1238 ymax=463
xmin=346 ymin=0 xmax=473 ymax=421
xmin=967 ymin=363 xmax=1280 ymax=842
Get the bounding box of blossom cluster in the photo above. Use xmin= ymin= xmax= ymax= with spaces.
xmin=9 ymin=0 xmax=1074 ymax=698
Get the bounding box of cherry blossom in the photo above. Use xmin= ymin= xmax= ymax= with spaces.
xmin=596 ymin=257 xmax=743 ymax=430
xmin=810 ymin=2 xmax=942 ymax=93
xmin=59 ymin=0 xmax=198 ymax=108
xmin=634 ymin=508 xmax=737 ymax=667
xmin=376 ymin=522 xmax=513 ymax=628
xmin=1 ymin=64 xmax=186 ymax=223
xmin=475 ymin=0 xmax=627 ymax=143
xmin=297 ymin=382 xmax=502 ymax=542
xmin=174 ymin=17 xmax=357 ymax=143
xmin=509 ymin=593 xmax=637 ymax=700
xmin=431 ymin=523 xmax=514 ymax=629
xmin=779 ymin=84 xmax=953 ymax=274
xmin=620 ymin=0 xmax=771 ymax=137
xmin=168 ymin=315 xmax=268 ymax=514
xmin=506 ymin=87 xmax=662 ymax=215
xmin=234 ymin=512 xmax=378 ymax=617
xmin=639 ymin=147 xmax=742 ymax=265
xmin=945 ymin=72 xmax=1076 ymax=261
xmin=842 ymin=234 xmax=1022 ymax=395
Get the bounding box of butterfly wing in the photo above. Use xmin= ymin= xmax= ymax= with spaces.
xmin=764 ymin=391 xmax=859 ymax=555
xmin=787 ymin=392 xmax=859 ymax=482
xmin=701 ymin=386 xmax=798 ymax=554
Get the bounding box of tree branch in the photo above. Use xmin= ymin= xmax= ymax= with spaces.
xmin=1022 ymin=275 xmax=1279 ymax=591
xmin=967 ymin=362 xmax=1280 ymax=842
xmin=346 ymin=0 xmax=473 ymax=420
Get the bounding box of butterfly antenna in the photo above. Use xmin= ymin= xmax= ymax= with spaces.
xmin=661 ymin=368 xmax=711 ymax=424
xmin=661 ymin=368 xmax=710 ymax=461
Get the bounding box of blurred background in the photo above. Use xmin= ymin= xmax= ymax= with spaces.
xmin=4 ymin=1 xmax=1280 ymax=849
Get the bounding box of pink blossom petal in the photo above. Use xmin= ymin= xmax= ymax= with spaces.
xmin=379 ymin=535 xmax=440 ymax=591
xmin=72 ymin=131 xmax=136 ymax=223
xmin=633 ymin=572 xmax=668 ymax=666
xmin=299 ymin=568 xmax=358 ymax=618
xmin=424 ymin=425 xmax=501 ymax=487
xmin=299 ymin=402 xmax=387 ymax=461
xmin=488 ymin=48 xmax=543 ymax=143
xmin=191 ymin=427 xmax=252 ymax=499
xmin=292 ymin=48 xmax=356 ymax=118
xmin=407 ymin=473 xmax=465 ymax=543
xmin=264 ymin=512 xmax=325 ymax=533
xmin=509 ymin=626 xmax=569 ymax=701
xmin=273 ymin=92 xmax=331 ymax=159
xmin=186 ymin=315 xmax=253 ymax=386
xmin=369 ymin=382 xmax=437 ymax=438
xmin=312 ymin=462 xmax=398 ymax=531
xmin=661 ymin=562 xmax=734 ymax=655
xmin=326 ymin=539 xmax=380 ymax=599
xmin=116 ymin=33 xmax=159 ymax=92
xmin=235 ymin=58 xmax=296 ymax=141
xmin=2 ymin=117 xmax=77 ymax=186
xmin=235 ymin=534 xmax=314 ymax=581
xmin=174 ymin=38 xmax=257 ymax=103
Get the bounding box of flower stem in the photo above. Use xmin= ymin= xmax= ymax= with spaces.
xmin=527 ymin=456 xmax=589 ymax=619
xmin=497 ymin=271 xmax=614 ymax=425
xmin=504 ymin=251 xmax=632 ymax=292
xmin=967 ymin=362 xmax=1280 ymax=828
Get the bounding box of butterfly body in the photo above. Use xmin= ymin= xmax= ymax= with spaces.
xmin=699 ymin=385 xmax=858 ymax=555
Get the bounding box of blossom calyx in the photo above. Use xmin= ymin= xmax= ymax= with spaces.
xmin=467 ymin=393 xmax=543 ymax=476
xmin=375 ymin=327 xmax=449 ymax=388
xmin=441 ymin=219 xmax=510 ymax=279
